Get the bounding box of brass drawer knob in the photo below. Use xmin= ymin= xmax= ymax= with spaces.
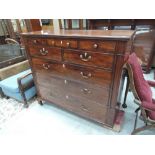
xmin=93 ymin=43 xmax=98 ymax=49
xmin=66 ymin=42 xmax=70 ymax=47
xmin=42 ymin=64 xmax=50 ymax=70
xmin=80 ymin=52 xmax=91 ymax=62
xmin=60 ymin=40 xmax=63 ymax=46
xmin=33 ymin=40 xmax=37 ymax=44
xmin=81 ymin=88 xmax=91 ymax=94
xmin=40 ymin=48 xmax=48 ymax=56
xmin=80 ymin=72 xmax=92 ymax=79
xmin=52 ymin=41 xmax=55 ymax=46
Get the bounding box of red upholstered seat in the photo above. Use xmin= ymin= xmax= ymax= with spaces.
xmin=127 ymin=53 xmax=155 ymax=120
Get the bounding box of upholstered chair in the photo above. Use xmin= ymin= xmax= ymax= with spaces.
xmin=124 ymin=53 xmax=155 ymax=134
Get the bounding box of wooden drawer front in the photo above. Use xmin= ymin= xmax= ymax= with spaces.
xmin=27 ymin=38 xmax=47 ymax=45
xmin=54 ymin=39 xmax=78 ymax=48
xmin=46 ymin=38 xmax=78 ymax=48
xmin=38 ymin=85 xmax=107 ymax=124
xmin=31 ymin=58 xmax=112 ymax=89
xmin=36 ymin=74 xmax=109 ymax=105
xmin=79 ymin=40 xmax=116 ymax=52
xmin=63 ymin=49 xmax=114 ymax=69
xmin=29 ymin=46 xmax=61 ymax=61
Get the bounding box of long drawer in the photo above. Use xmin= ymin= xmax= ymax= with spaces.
xmin=38 ymin=84 xmax=107 ymax=124
xmin=28 ymin=46 xmax=62 ymax=61
xmin=31 ymin=58 xmax=112 ymax=89
xmin=36 ymin=73 xmax=109 ymax=106
xmin=63 ymin=49 xmax=114 ymax=69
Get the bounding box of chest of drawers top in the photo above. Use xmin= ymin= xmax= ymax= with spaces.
xmin=21 ymin=30 xmax=134 ymax=40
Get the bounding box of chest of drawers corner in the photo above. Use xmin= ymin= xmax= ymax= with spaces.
xmin=21 ymin=30 xmax=134 ymax=129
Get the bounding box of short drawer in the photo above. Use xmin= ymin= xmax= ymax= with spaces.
xmin=27 ymin=38 xmax=47 ymax=45
xmin=46 ymin=38 xmax=78 ymax=48
xmin=36 ymin=74 xmax=109 ymax=106
xmin=63 ymin=49 xmax=114 ymax=69
xmin=38 ymin=84 xmax=107 ymax=124
xmin=31 ymin=58 xmax=112 ymax=89
xmin=79 ymin=40 xmax=116 ymax=52
xmin=28 ymin=46 xmax=61 ymax=61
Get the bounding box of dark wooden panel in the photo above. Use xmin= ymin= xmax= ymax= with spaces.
xmin=29 ymin=46 xmax=62 ymax=61
xmin=63 ymin=49 xmax=114 ymax=69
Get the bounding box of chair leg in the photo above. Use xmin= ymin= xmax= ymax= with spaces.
xmin=132 ymin=124 xmax=155 ymax=135
xmin=38 ymin=98 xmax=43 ymax=106
xmin=133 ymin=107 xmax=140 ymax=131
xmin=20 ymin=89 xmax=29 ymax=108
xmin=5 ymin=96 xmax=10 ymax=99
xmin=0 ymin=88 xmax=5 ymax=98
xmin=122 ymin=75 xmax=129 ymax=108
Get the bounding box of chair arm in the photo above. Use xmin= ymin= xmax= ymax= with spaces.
xmin=142 ymin=101 xmax=155 ymax=112
xmin=5 ymin=38 xmax=19 ymax=45
xmin=147 ymin=80 xmax=155 ymax=87
xmin=17 ymin=72 xmax=34 ymax=91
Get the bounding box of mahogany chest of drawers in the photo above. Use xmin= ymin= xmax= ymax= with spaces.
xmin=21 ymin=30 xmax=134 ymax=130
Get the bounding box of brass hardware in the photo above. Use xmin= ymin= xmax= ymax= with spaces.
xmin=66 ymin=42 xmax=70 ymax=47
xmin=81 ymin=88 xmax=91 ymax=94
xmin=42 ymin=64 xmax=50 ymax=70
xmin=80 ymin=52 xmax=91 ymax=62
xmin=80 ymin=72 xmax=92 ymax=79
xmin=40 ymin=48 xmax=48 ymax=56
xmin=33 ymin=40 xmax=37 ymax=44
xmin=93 ymin=43 xmax=98 ymax=49
xmin=60 ymin=40 xmax=63 ymax=46
xmin=81 ymin=105 xmax=88 ymax=111
xmin=52 ymin=41 xmax=55 ymax=46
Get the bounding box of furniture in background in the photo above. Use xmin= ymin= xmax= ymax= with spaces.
xmin=25 ymin=19 xmax=42 ymax=32
xmin=0 ymin=60 xmax=36 ymax=107
xmin=0 ymin=38 xmax=26 ymax=69
xmin=21 ymin=30 xmax=134 ymax=131
xmin=63 ymin=19 xmax=86 ymax=30
xmin=87 ymin=19 xmax=155 ymax=30
xmin=124 ymin=53 xmax=155 ymax=134
xmin=132 ymin=29 xmax=155 ymax=73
